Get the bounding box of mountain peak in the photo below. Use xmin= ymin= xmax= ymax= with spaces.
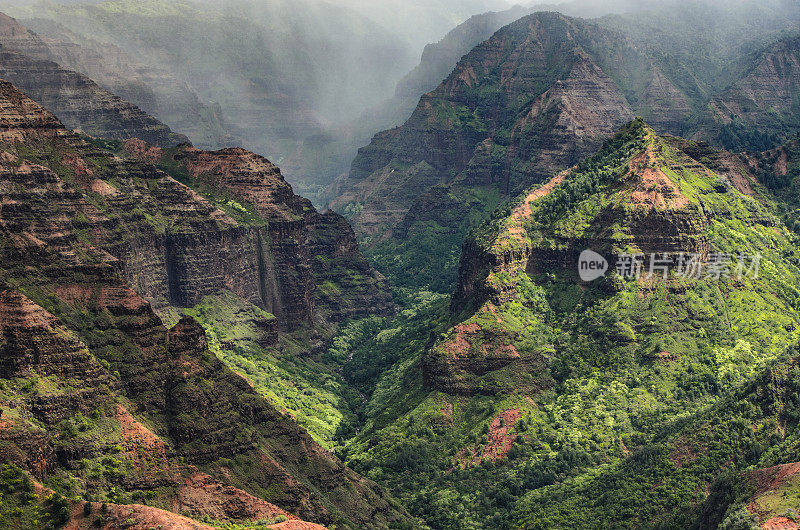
xmin=429 ymin=119 xmax=798 ymax=401
xmin=574 ymin=118 xmax=691 ymax=210
xmin=452 ymin=118 xmax=768 ymax=312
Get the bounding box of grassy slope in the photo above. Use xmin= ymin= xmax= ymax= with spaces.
xmin=340 ymin=121 xmax=800 ymax=528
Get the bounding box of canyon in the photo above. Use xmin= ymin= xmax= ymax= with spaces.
xmin=1 ymin=1 xmax=800 ymax=528
xmin=0 ymin=77 xmax=407 ymax=528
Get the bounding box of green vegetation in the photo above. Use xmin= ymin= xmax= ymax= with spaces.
xmin=182 ymin=291 xmax=360 ymax=448
xmin=363 ymin=184 xmax=504 ymax=293
xmin=332 ymin=123 xmax=800 ymax=528
xmin=198 ymin=514 xmax=289 ymax=529
xmin=0 ymin=465 xmax=70 ymax=530
xmin=0 ymin=126 xmax=414 ymax=528
xmin=331 ymin=289 xmax=451 ymax=434
xmin=343 ymin=6 xmax=800 ymax=300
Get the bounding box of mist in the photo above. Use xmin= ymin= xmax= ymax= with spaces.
xmin=320 ymin=0 xmax=513 ymax=52
xmin=0 ymin=0 xmax=796 ymax=203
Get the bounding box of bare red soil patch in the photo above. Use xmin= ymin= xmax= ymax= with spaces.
xmin=177 ymin=471 xmax=307 ymax=524
xmin=65 ymin=501 xmax=213 ymax=530
xmin=628 ymin=148 xmax=688 ymax=209
xmin=657 ymin=350 xmax=678 ymax=364
xmin=750 ymin=462 xmax=800 ymax=494
xmin=775 ymin=149 xmax=789 ymax=176
xmin=762 ymin=516 xmax=800 ymax=530
xmin=506 ymin=170 xmax=567 ymax=238
xmin=60 ymin=153 xmax=94 ymax=187
xmin=115 ymin=404 xmax=179 ymax=482
xmin=482 ymin=342 xmax=519 ymax=358
xmin=442 ymin=322 xmax=482 ymax=357
xmin=123 ymin=138 xmax=164 ymax=165
xmin=269 ymin=521 xmax=327 ymax=529
xmin=27 ymin=479 xmax=210 ymax=529
xmin=90 ymin=178 xmax=120 ymax=197
xmin=441 ymin=321 xmax=519 ymax=363
xmin=439 ymin=402 xmax=454 ymax=424
xmin=457 ymin=409 xmax=522 ymax=467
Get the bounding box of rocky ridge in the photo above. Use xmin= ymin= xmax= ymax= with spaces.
xmin=121 ymin=141 xmax=394 ymax=328
xmin=0 ymin=78 xmax=407 ymax=528
xmin=2 ymin=13 xmax=236 ymax=150
xmin=0 ymin=13 xmax=188 ymax=148
xmin=429 ymin=119 xmax=796 ymax=395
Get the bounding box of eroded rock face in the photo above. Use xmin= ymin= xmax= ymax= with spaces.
xmin=0 ymin=14 xmax=187 ymax=147
xmin=332 ymin=11 xmax=800 ymax=296
xmin=705 ymin=36 xmax=800 ymax=150
xmin=0 ymin=78 xmax=410 ymax=528
xmin=0 ymin=289 xmax=116 ymax=424
xmin=176 ymin=471 xmax=322 ymax=526
xmin=162 ymin=144 xmax=392 ymax=327
xmin=0 ymin=48 xmax=188 ymax=147
xmin=0 ymin=78 xmax=390 ymax=334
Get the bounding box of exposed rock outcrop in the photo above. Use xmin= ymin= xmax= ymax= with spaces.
xmin=0 ymin=77 xmax=408 ymax=527
xmin=0 ymin=14 xmax=187 ymax=147
xmin=332 ymin=10 xmax=800 ymax=295
xmin=428 ymin=120 xmax=778 ymax=395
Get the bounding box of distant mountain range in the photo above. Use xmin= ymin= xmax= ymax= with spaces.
xmin=331 ymin=3 xmax=800 ymax=292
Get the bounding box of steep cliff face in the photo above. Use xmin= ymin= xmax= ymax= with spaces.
xmin=705 ymin=36 xmax=800 ymax=151
xmin=113 ymin=137 xmax=390 ymax=446
xmin=0 ymin=79 xmax=409 ymax=527
xmin=0 ymin=12 xmax=52 ymax=59
xmin=1 ymin=0 xmax=421 ymax=202
xmin=334 ymin=12 xmax=702 ymax=233
xmin=356 ymin=4 xmax=536 ymax=140
xmin=361 ymin=0 xmax=707 ymax=145
xmin=127 ymin=142 xmax=394 ymax=328
xmin=0 ymin=33 xmax=187 ymax=147
xmin=1 ymin=13 xmax=236 ymax=150
xmin=0 ymin=72 xmax=392 ymax=447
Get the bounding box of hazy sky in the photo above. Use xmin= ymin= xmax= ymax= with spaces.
xmin=321 ymin=0 xmax=514 ymax=50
